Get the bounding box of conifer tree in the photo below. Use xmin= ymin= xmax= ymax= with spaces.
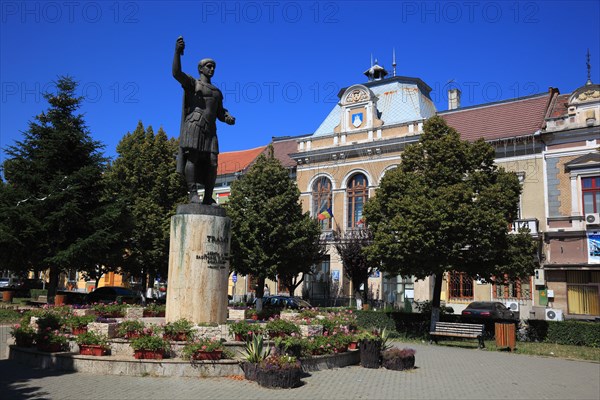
xmin=0 ymin=76 xmax=124 ymax=301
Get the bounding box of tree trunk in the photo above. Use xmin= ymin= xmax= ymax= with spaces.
xmin=429 ymin=273 xmax=443 ymax=332
xmin=255 ymin=277 xmax=265 ymax=313
xmin=94 ymin=276 xmax=101 ymax=290
xmin=47 ymin=265 xmax=59 ymax=304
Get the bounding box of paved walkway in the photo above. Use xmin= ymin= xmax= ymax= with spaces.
xmin=1 ymin=340 xmax=598 ymax=400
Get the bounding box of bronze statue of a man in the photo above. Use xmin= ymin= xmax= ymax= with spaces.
xmin=172 ymin=36 xmax=235 ymax=204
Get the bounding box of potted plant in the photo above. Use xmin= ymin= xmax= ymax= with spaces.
xmin=66 ymin=315 xmax=96 ymax=335
xmin=274 ymin=336 xmax=309 ymax=359
xmin=246 ymin=309 xmax=259 ymax=320
xmin=241 ymin=334 xmax=271 ymax=381
xmin=130 ymin=333 xmax=170 ymax=359
xmin=143 ymin=303 xmax=166 ymax=317
xmin=117 ymin=319 xmax=145 ymax=339
xmin=163 ymin=318 xmax=194 ymax=341
xmin=357 ymin=330 xmax=382 ymax=369
xmin=329 ymin=333 xmax=353 ymax=353
xmin=228 ymin=320 xmax=263 ymax=342
xmin=182 ymin=337 xmax=224 ymax=360
xmin=255 ymin=354 xmax=302 ymax=389
xmin=265 ymin=317 xmax=300 ymax=338
xmin=92 ymin=302 xmax=126 ymax=318
xmin=35 ymin=328 xmax=69 ymax=352
xmin=381 ymin=347 xmax=416 ymax=371
xmin=35 ymin=312 xmax=63 ymax=332
xmin=10 ymin=323 xmax=36 ymax=347
xmin=75 ymin=331 xmax=110 ymax=356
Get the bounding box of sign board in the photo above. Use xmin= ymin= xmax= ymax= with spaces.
xmin=232 ymin=273 xmax=237 ymax=283
xmin=331 ymin=270 xmax=340 ymax=281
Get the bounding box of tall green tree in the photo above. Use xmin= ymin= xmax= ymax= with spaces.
xmin=227 ymin=147 xmax=323 ymax=307
xmin=333 ymin=227 xmax=376 ymax=305
xmin=0 ymin=76 xmax=124 ymax=301
xmin=364 ymin=116 xmax=537 ymax=328
xmin=103 ymin=121 xmax=186 ymax=288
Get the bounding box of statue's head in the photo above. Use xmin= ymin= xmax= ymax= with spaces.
xmin=198 ymin=58 xmax=216 ymax=77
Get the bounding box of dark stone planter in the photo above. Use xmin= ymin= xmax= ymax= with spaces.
xmin=242 ymin=362 xmax=259 ymax=381
xmin=37 ymin=343 xmax=63 ymax=353
xmin=15 ymin=337 xmax=34 ymax=347
xmin=382 ymin=355 xmax=415 ymax=371
xmin=256 ymin=367 xmax=302 ymax=389
xmin=359 ymin=339 xmax=382 ymax=369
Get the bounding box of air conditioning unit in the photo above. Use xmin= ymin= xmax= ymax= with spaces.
xmin=545 ymin=308 xmax=563 ymax=321
xmin=534 ymin=269 xmax=545 ymax=286
xmin=585 ymin=213 xmax=600 ymax=225
xmin=505 ymin=301 xmax=520 ymax=312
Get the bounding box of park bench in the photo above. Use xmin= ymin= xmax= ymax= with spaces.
xmin=430 ymin=321 xmax=485 ymax=348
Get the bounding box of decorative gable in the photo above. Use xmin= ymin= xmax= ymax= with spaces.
xmin=334 ymin=85 xmax=383 ymax=134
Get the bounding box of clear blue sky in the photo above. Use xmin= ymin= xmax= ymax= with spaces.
xmin=1 ymin=1 xmax=599 ymax=166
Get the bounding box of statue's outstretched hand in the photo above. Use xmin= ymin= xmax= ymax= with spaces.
xmin=176 ymin=36 xmax=185 ymax=55
xmin=225 ymin=115 xmax=236 ymax=125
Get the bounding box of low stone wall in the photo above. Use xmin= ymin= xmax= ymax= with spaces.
xmin=106 ymin=338 xmax=246 ymax=359
xmin=301 ymin=350 xmax=360 ymax=372
xmin=8 ymin=345 xmax=360 ymax=378
xmin=9 ymin=346 xmax=243 ymax=377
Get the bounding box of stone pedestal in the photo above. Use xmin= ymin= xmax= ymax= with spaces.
xmin=166 ymin=204 xmax=231 ymax=324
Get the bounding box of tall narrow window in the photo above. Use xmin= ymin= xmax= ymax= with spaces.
xmin=448 ymin=271 xmax=474 ymax=299
xmin=347 ymin=173 xmax=368 ymax=228
xmin=312 ymin=177 xmax=332 ymax=229
xmin=493 ymin=275 xmax=531 ymax=300
xmin=567 ymin=271 xmax=600 ymax=315
xmin=582 ymin=176 xmax=600 ymax=214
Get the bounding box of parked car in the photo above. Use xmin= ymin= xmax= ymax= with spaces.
xmin=16 ymin=279 xmax=45 ymax=290
xmin=86 ymin=286 xmax=144 ymax=305
xmin=256 ymin=295 xmax=312 ymax=310
xmin=461 ymin=301 xmax=518 ymax=321
xmin=0 ymin=276 xmax=20 ymax=288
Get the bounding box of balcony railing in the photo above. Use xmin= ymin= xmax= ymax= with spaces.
xmin=510 ymin=218 xmax=539 ymax=235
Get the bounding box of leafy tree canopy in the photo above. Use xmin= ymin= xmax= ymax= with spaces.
xmin=103 ymin=121 xmax=187 ymax=286
xmin=364 ymin=115 xmax=536 ymax=284
xmin=227 ymin=146 xmax=323 ymax=298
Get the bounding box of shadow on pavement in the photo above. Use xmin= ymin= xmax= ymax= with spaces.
xmin=0 ymin=359 xmax=75 ymax=400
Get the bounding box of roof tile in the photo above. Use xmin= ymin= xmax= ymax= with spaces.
xmin=440 ymin=93 xmax=551 ymax=141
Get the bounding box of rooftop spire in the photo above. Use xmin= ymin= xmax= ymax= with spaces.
xmin=586 ymin=48 xmax=593 ymax=85
xmin=392 ymin=48 xmax=397 ymax=77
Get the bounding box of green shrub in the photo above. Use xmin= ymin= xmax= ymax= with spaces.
xmin=30 ymin=289 xmax=48 ymax=300
xmin=527 ymin=320 xmax=600 ymax=347
xmin=0 ymin=308 xmax=22 ymax=323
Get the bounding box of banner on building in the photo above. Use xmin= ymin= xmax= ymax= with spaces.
xmin=588 ymin=230 xmax=600 ymax=264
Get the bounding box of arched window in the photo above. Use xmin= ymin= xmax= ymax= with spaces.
xmin=312 ymin=177 xmax=332 ymax=229
xmin=346 ymin=173 xmax=368 ymax=228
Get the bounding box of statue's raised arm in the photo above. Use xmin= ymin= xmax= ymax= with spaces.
xmin=172 ymin=36 xmax=187 ymax=84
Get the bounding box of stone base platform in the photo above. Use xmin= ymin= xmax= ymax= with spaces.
xmin=8 ymin=345 xmax=360 ymax=378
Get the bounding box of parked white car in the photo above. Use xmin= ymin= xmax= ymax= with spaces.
xmin=0 ymin=276 xmax=19 ymax=288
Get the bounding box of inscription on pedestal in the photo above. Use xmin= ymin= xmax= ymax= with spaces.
xmin=195 ymin=234 xmax=230 ymax=269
